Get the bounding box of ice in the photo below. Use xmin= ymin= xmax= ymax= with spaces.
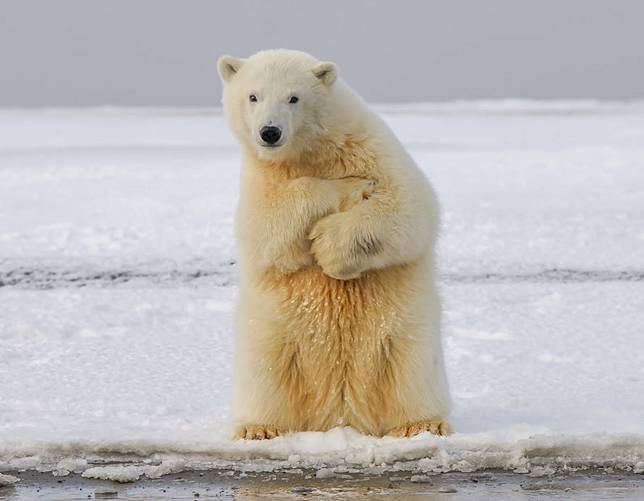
xmin=82 ymin=459 xmax=186 ymax=483
xmin=52 ymin=458 xmax=88 ymax=477
xmin=1 ymin=103 xmax=643 ymax=478
xmin=0 ymin=473 xmax=20 ymax=485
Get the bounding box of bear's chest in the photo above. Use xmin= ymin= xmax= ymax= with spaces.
xmin=259 ymin=136 xmax=379 ymax=181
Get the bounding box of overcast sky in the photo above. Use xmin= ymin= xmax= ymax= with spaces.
xmin=1 ymin=0 xmax=643 ymax=106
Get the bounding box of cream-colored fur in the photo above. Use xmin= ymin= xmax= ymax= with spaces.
xmin=218 ymin=50 xmax=451 ymax=439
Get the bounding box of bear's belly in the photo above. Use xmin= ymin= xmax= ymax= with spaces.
xmin=276 ymin=265 xmax=409 ymax=333
xmin=260 ymin=264 xmax=421 ymax=432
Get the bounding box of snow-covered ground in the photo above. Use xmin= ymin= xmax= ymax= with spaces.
xmin=1 ymin=103 xmax=643 ymax=480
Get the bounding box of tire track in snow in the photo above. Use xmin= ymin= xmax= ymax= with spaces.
xmin=0 ymin=261 xmax=234 ymax=289
xmin=1 ymin=263 xmax=643 ymax=289
xmin=446 ymin=269 xmax=644 ymax=284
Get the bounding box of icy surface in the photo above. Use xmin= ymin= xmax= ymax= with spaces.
xmin=0 ymin=473 xmax=20 ymax=485
xmin=1 ymin=104 xmax=643 ymax=477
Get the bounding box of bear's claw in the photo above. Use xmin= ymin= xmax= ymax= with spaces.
xmin=339 ymin=177 xmax=377 ymax=210
xmin=235 ymin=424 xmax=283 ymax=440
xmin=387 ymin=420 xmax=451 ymax=438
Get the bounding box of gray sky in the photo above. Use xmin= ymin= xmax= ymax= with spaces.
xmin=1 ymin=0 xmax=643 ymax=106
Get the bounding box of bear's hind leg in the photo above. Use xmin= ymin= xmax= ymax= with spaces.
xmin=233 ymin=303 xmax=309 ymax=440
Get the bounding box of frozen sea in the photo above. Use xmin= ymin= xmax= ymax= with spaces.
xmin=1 ymin=102 xmax=643 ymax=484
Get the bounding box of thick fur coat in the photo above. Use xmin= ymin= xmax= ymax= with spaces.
xmin=218 ymin=50 xmax=450 ymax=439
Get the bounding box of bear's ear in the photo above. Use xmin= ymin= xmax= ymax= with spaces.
xmin=312 ymin=62 xmax=338 ymax=87
xmin=218 ymin=55 xmax=245 ymax=83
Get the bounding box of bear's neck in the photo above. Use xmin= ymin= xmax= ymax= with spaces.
xmin=247 ymin=133 xmax=377 ymax=182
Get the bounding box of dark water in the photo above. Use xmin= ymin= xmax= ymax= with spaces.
xmin=1 ymin=470 xmax=643 ymax=500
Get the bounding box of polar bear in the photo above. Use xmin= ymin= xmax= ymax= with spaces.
xmin=218 ymin=49 xmax=451 ymax=439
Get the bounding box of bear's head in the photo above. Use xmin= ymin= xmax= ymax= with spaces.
xmin=218 ymin=50 xmax=338 ymax=162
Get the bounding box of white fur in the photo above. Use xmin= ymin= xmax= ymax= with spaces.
xmin=219 ymin=50 xmax=450 ymax=438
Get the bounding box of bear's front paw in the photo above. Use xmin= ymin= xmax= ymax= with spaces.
xmin=337 ymin=177 xmax=376 ymax=211
xmin=234 ymin=424 xmax=284 ymax=440
xmin=387 ymin=420 xmax=451 ymax=438
xmin=308 ymin=213 xmax=363 ymax=280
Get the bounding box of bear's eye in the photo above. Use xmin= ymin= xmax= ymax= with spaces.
xmin=289 ymin=96 xmax=299 ymax=104
xmin=249 ymin=94 xmax=257 ymax=103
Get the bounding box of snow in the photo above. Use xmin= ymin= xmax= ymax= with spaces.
xmin=1 ymin=103 xmax=644 ymax=480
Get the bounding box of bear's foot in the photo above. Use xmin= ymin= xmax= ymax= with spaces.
xmin=387 ymin=420 xmax=451 ymax=438
xmin=235 ymin=424 xmax=283 ymax=440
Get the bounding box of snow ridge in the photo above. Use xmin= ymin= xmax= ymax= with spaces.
xmin=1 ymin=428 xmax=644 ymax=481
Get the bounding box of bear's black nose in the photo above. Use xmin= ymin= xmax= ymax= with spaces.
xmin=260 ymin=126 xmax=282 ymax=145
